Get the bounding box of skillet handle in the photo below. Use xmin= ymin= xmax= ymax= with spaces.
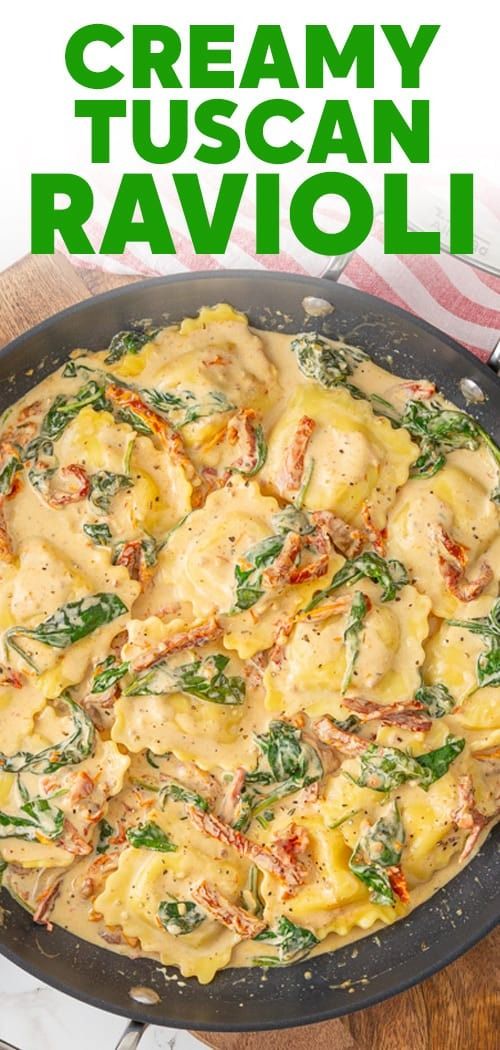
xmin=0 ymin=1018 xmax=148 ymax=1050
xmin=323 ymin=254 xmax=500 ymax=376
xmin=321 ymin=253 xmax=354 ymax=282
xmin=487 ymin=338 xmax=500 ymax=373
xmin=114 ymin=1020 xmax=148 ymax=1050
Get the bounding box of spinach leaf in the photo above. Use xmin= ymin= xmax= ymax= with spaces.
xmin=5 ymin=592 xmax=128 ymax=671
xmin=243 ymin=865 xmax=265 ymax=918
xmin=331 ymin=714 xmax=360 ymax=733
xmin=159 ymin=778 xmax=209 ymax=813
xmin=294 ymin=456 xmax=315 ymax=509
xmin=353 ymin=736 xmax=465 ymax=792
xmin=235 ymin=778 xmax=304 ymax=831
xmin=96 ymin=819 xmax=114 ymax=855
xmin=105 ymin=324 xmax=159 ymax=365
xmin=62 ymin=359 xmax=235 ymax=432
xmin=141 ymin=389 xmax=193 ymax=415
xmin=329 ymin=809 xmax=361 ymax=830
xmin=0 ymin=454 xmax=22 ymax=496
xmin=23 ymin=437 xmax=58 ymax=495
xmin=271 ymin=507 xmax=314 ymax=536
xmin=146 ymin=750 xmax=162 ymax=769
xmin=157 ymin=899 xmax=205 ymax=935
xmin=91 ymin=657 xmax=129 ymax=694
xmin=126 ymin=821 xmax=177 ymax=852
xmin=252 ymin=721 xmax=323 ymax=784
xmin=415 ymin=736 xmax=465 ymax=786
xmin=178 ymin=389 xmax=235 ymax=428
xmin=305 ymin=552 xmax=408 ymax=613
xmin=0 ymin=858 xmax=7 ymax=882
xmin=234 ymin=721 xmax=323 ymax=831
xmin=448 ymin=599 xmax=500 ymax=689
xmin=232 ymin=534 xmax=287 ymax=612
xmin=401 ymin=400 xmax=500 ymax=493
xmin=63 ymin=361 xmax=135 ymax=391
xmin=353 ymin=743 xmax=424 ymax=792
xmin=342 ymin=591 xmax=369 ymax=692
xmin=142 ymin=387 xmax=235 ymax=429
xmin=138 ymin=535 xmax=158 ymax=568
xmin=88 ymin=470 xmax=133 ymax=513
xmin=41 ymin=381 xmax=107 ymax=440
xmin=291 ymin=333 xmax=367 ymax=388
xmin=290 ymin=335 xmax=408 ymax=423
xmin=253 ymin=916 xmax=319 ymax=965
xmin=415 ymin=683 xmax=456 ymax=718
xmin=448 ymin=599 xmax=500 ymax=641
xmin=349 ymin=801 xmax=404 ymax=906
xmin=83 ymin=522 xmax=113 ymax=547
xmin=115 ymin=406 xmax=154 ymax=436
xmin=0 ymin=795 xmax=64 ymax=842
xmin=124 ymin=653 xmax=245 ymax=706
xmin=0 ymin=695 xmax=94 ymax=774
xmin=62 ymin=361 xmax=81 ymax=378
xmin=476 ymin=648 xmax=500 ymax=689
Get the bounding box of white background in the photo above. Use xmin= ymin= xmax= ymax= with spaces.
xmin=0 ymin=0 xmax=499 ymax=271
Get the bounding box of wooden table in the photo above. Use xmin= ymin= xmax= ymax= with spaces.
xmin=0 ymin=253 xmax=498 ymax=1050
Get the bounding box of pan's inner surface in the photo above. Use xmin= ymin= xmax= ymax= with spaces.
xmin=0 ymin=272 xmax=498 ymax=1031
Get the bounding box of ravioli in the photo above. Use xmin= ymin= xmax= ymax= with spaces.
xmin=141 ymin=477 xmax=339 ymax=658
xmin=261 ymin=385 xmax=417 ymax=529
xmin=423 ymin=595 xmax=500 ymax=753
xmin=0 ymin=536 xmax=138 ymax=693
xmin=96 ymin=305 xmax=282 ymax=465
xmin=0 ymin=702 xmax=129 ymax=868
xmin=263 ymin=581 xmax=430 ymax=718
xmin=0 ymin=304 xmax=497 ymax=986
xmin=94 ymin=799 xmax=249 ymax=983
xmin=58 ymin=408 xmax=193 ymax=538
xmin=387 ymin=460 xmax=499 ymax=618
xmin=112 ymin=619 xmax=266 ymax=771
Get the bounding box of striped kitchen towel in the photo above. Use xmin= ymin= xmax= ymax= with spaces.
xmin=340 ymin=222 xmax=500 ymax=363
xmin=67 ymin=177 xmax=500 ymax=363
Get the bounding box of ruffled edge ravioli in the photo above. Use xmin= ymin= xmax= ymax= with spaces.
xmin=95 ymin=802 xmax=249 ymax=983
xmin=387 ymin=462 xmax=499 ymax=618
xmin=145 ymin=476 xmax=339 ymax=658
xmin=112 ymin=304 xmax=282 ymax=459
xmin=260 ymin=385 xmax=418 ymax=529
xmin=112 ymin=619 xmax=267 ymax=771
xmin=0 ymin=707 xmax=129 ymax=868
xmin=0 ymin=536 xmax=138 ymax=695
xmin=264 ymin=581 xmax=431 ymax=718
xmin=423 ymin=594 xmax=500 ymax=751
xmin=58 ymin=407 xmax=193 ymax=538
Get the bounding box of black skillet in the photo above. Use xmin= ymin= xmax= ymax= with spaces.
xmin=0 ymin=271 xmax=498 ymax=1050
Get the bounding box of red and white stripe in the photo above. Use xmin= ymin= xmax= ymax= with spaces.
xmin=341 ymin=219 xmax=500 ymax=361
xmin=65 ymin=174 xmax=500 ymax=363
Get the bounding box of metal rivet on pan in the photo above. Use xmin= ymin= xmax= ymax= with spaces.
xmin=129 ymin=986 xmax=160 ymax=1005
xmin=302 ymin=296 xmax=335 ymax=317
xmin=459 ymin=377 xmax=486 ymax=403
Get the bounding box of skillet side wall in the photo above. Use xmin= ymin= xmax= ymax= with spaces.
xmin=0 ymin=271 xmax=498 ymax=1031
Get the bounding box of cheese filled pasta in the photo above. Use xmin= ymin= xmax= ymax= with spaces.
xmin=0 ymin=304 xmax=498 ymax=984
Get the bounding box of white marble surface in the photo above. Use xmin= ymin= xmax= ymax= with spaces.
xmin=0 ymin=954 xmax=205 ymax=1050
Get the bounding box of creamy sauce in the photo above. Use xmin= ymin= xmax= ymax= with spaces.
xmin=0 ymin=304 xmax=498 ymax=984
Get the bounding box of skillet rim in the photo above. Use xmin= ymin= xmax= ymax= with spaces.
xmin=0 ymin=268 xmax=498 ymax=1032
xmin=0 ymin=268 xmax=499 ymax=392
